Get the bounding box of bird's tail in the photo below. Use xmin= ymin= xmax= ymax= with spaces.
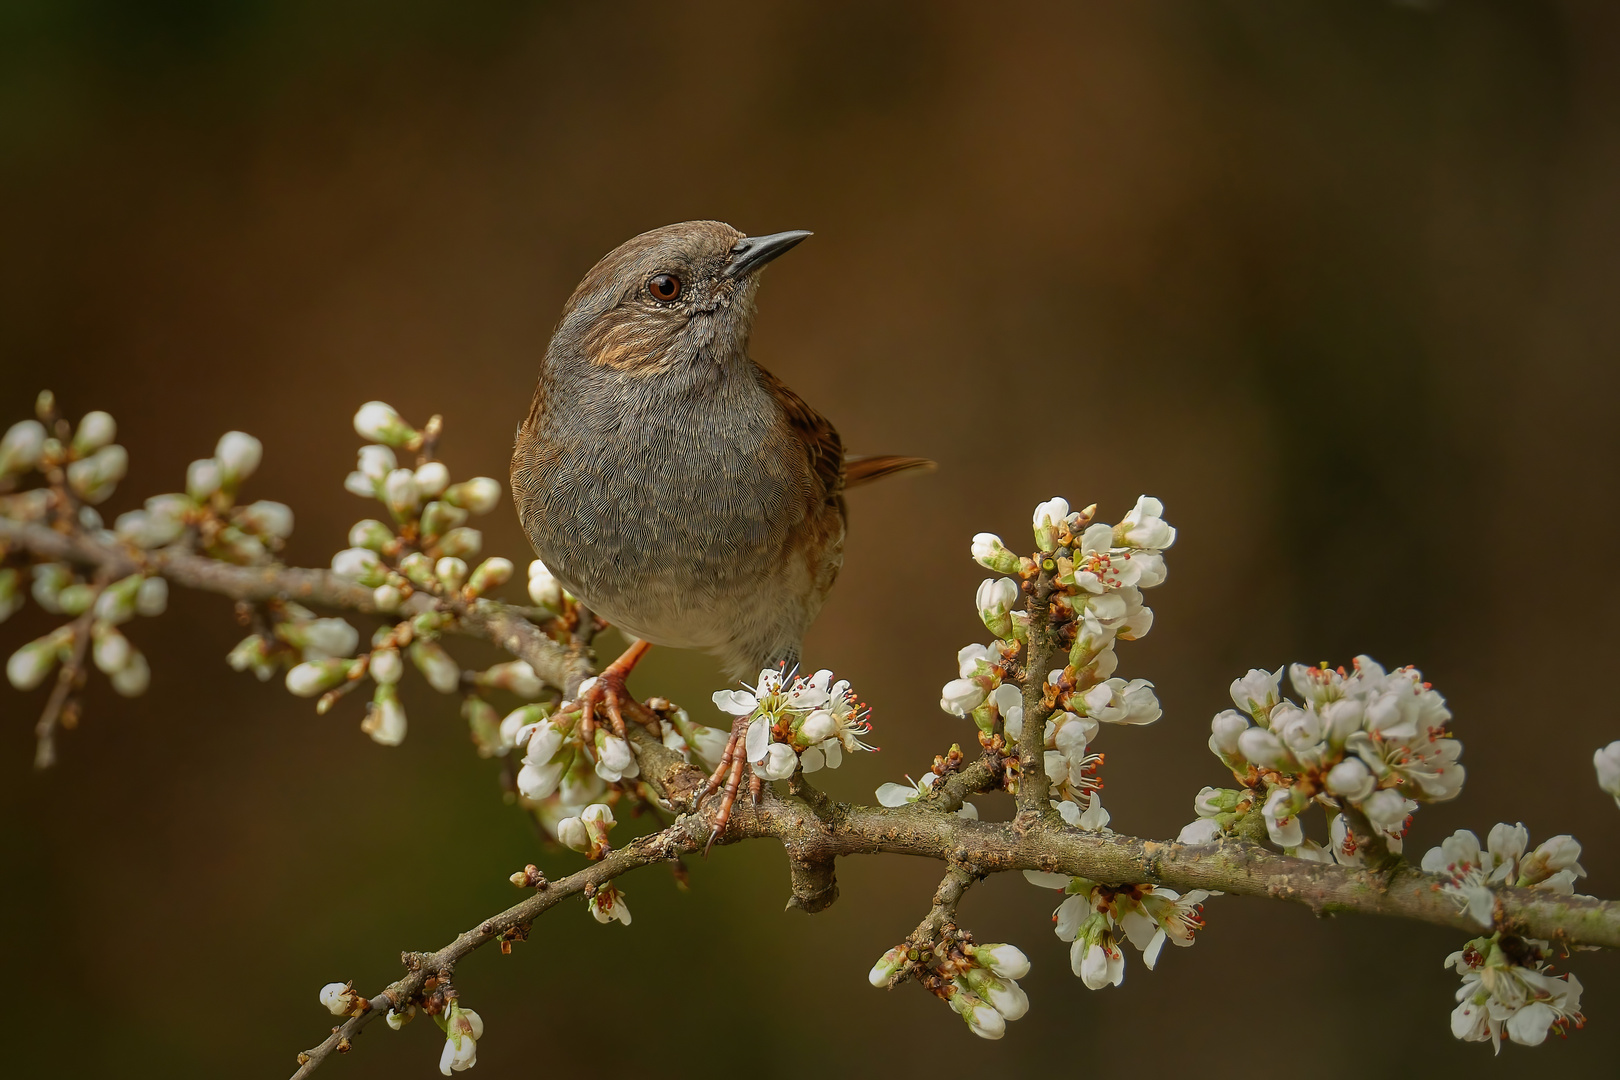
xmin=844 ymin=455 xmax=936 ymax=488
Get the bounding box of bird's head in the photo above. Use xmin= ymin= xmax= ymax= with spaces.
xmin=550 ymin=220 xmax=810 ymax=375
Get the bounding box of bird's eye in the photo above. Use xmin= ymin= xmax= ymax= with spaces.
xmin=648 ymin=274 xmax=682 ymax=302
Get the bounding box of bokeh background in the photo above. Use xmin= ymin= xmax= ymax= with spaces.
xmin=4 ymin=2 xmax=1618 ymax=1076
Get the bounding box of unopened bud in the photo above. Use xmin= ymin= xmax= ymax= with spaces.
xmin=409 ymin=639 xmax=461 ymax=694
xmin=527 ymin=560 xmax=563 ymax=608
xmin=71 ymin=411 xmax=116 ymax=455
xmin=466 ymin=557 xmax=512 ymax=598
xmin=353 ymin=401 xmax=417 ymax=447
xmin=419 ymin=500 xmax=467 ymax=539
xmin=66 ymin=444 xmax=128 ymax=504
xmin=237 ymin=500 xmax=294 ymax=540
xmin=436 ymin=527 xmax=482 ymax=559
xmin=0 ymin=419 xmax=47 ymax=474
xmin=109 ymin=649 xmax=150 ymax=696
xmin=286 ymin=658 xmax=358 ymax=697
xmin=186 ymin=457 xmax=223 ymax=500
xmin=443 ymin=477 xmax=501 ymax=515
xmin=970 ymin=532 xmax=1022 ymax=575
xmin=361 ymin=682 xmax=407 ymax=745
xmin=414 ymin=461 xmax=449 ymax=497
xmin=214 ymin=431 xmax=263 ymax=485
xmin=383 ymin=469 xmax=420 ymax=518
xmin=475 ymin=660 xmax=542 ymax=698
xmin=331 ymin=547 xmax=386 ymax=587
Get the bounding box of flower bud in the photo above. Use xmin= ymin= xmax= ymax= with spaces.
xmin=475 ymin=660 xmax=542 ymax=698
xmin=94 ymin=574 xmax=143 ymax=625
xmin=398 ymin=551 xmax=437 ymax=589
xmin=373 ymin=583 xmax=403 ymax=612
xmin=438 ymin=1002 xmax=482 ymax=1074
xmin=970 ymin=943 xmax=1031 ymax=980
xmin=383 ymin=469 xmax=420 ymax=518
xmin=434 ymin=557 xmax=469 ymax=593
xmin=1597 ymin=740 xmax=1620 ymax=807
xmin=948 ymin=984 xmax=1006 ymax=1040
xmin=361 ymin=682 xmax=407 ymax=745
xmin=526 ymin=560 xmax=563 ymax=609
xmin=409 ymin=639 xmax=461 ymax=694
xmin=961 ymin=966 xmax=1028 ymax=1021
xmin=754 ymin=741 xmax=797 ymax=781
xmin=348 ymin=519 xmax=393 ymax=551
xmin=71 ymin=411 xmax=116 ymax=455
xmin=594 ymin=730 xmax=637 ymax=780
xmin=940 ymin=677 xmax=987 ymax=718
xmin=0 ymin=419 xmax=47 ymax=474
xmin=1237 ymin=726 xmax=1290 ymax=770
xmin=556 ymin=814 xmax=590 ymax=852
xmin=1324 ymin=757 xmax=1375 ymax=801
xmin=237 ymin=500 xmax=293 ymax=539
xmin=517 ymin=758 xmax=564 ymax=800
xmin=386 ymin=1006 xmax=415 ymax=1030
xmin=109 ymin=649 xmax=150 ymax=696
xmin=419 ymin=500 xmax=467 ymax=539
xmin=1361 ymin=788 xmax=1410 ymax=831
xmin=504 ymin=708 xmax=553 ymax=753
xmin=286 ymin=658 xmax=357 ymax=697
xmin=463 ymin=695 xmax=503 ymax=757
xmin=1262 ymin=786 xmax=1304 ymax=848
xmin=214 ymin=431 xmax=262 ymax=484
xmin=1032 ymin=497 xmax=1070 ymax=553
xmin=227 ymin=634 xmax=276 ymax=680
xmin=971 ymin=532 xmax=1023 ymax=575
xmin=466 ymin=557 xmax=513 ymax=598
xmin=67 ymin=444 xmax=127 ymax=504
xmin=8 ymin=627 xmax=70 ymax=690
xmin=799 ymin=709 xmax=836 ymax=745
xmin=135 ymin=577 xmax=168 ymax=618
xmin=356 ymin=443 xmax=396 ymax=482
xmin=55 ymin=582 xmax=97 ymax=615
xmin=369 ymin=647 xmax=403 ymax=685
xmin=436 ymin=527 xmax=482 ymax=559
xmin=444 ymin=477 xmax=501 ymax=514
xmin=413 ymin=461 xmax=449 ymax=497
xmin=868 ymin=944 xmax=907 ymax=987
xmin=331 ymin=547 xmax=386 ymax=587
xmin=353 ymin=401 xmax=417 ymax=447
xmin=186 ymin=457 xmax=223 ymax=500
xmin=976 ymin=576 xmax=1019 ymax=639
xmin=115 ymin=508 xmax=186 ymax=548
xmin=92 ymin=622 xmax=132 ymax=674
xmin=319 ymin=982 xmax=358 ymax=1017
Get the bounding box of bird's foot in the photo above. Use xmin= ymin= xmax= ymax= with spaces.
xmin=695 ymin=712 xmax=764 ymax=857
xmin=578 ymin=639 xmax=656 ymax=745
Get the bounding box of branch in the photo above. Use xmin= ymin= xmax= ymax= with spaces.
xmin=0 ymin=518 xmax=586 ymax=691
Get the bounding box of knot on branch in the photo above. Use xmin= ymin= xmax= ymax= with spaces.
xmin=785 ymin=853 xmax=840 ymax=913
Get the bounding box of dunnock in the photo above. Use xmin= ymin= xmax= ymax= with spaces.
xmin=510 ymin=220 xmax=928 ymax=834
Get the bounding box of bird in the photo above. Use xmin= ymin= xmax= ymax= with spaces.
xmin=510 ymin=220 xmax=930 ymax=839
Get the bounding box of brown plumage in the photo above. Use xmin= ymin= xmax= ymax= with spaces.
xmin=510 ymin=220 xmax=929 ymax=841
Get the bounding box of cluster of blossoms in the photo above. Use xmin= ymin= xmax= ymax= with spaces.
xmin=225 ymin=401 xmax=535 ymax=749
xmin=1421 ymin=824 xmax=1586 ymax=929
xmin=1 ymin=399 xmax=174 ymax=764
xmin=1182 ymin=657 xmax=1463 ymax=863
xmin=712 ymin=667 xmax=875 ymax=780
xmin=938 ymin=495 xmax=1174 ymax=830
xmin=869 ymin=938 xmax=1030 ymax=1040
xmin=318 ymin=982 xmax=484 ymax=1075
xmin=1024 ymin=871 xmax=1211 ymax=989
xmin=1419 ymin=824 xmax=1588 ymax=1049
xmin=1444 ymin=937 xmax=1584 ymax=1052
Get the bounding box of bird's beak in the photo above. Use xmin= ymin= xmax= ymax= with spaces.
xmin=723 ymin=230 xmax=812 ymax=279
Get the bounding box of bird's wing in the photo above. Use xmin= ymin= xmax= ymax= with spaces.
xmin=757 ymin=364 xmax=847 ymax=498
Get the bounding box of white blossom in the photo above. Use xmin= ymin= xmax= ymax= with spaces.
xmin=437 ymin=1002 xmax=483 ymax=1075
xmin=1115 ymin=495 xmax=1176 ymax=550
xmin=1229 ymin=667 xmax=1282 ymax=720
xmin=589 ymin=884 xmax=631 ymax=925
xmin=319 ymin=981 xmax=358 ymax=1016
xmin=1595 ymin=740 xmax=1620 ymax=808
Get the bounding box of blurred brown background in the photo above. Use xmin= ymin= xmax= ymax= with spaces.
xmin=3 ymin=1 xmax=1618 ymax=1076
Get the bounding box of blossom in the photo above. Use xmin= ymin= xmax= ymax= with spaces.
xmin=1262 ymin=787 xmax=1304 ymax=848
xmin=1032 ymin=496 xmax=1070 ymax=553
xmin=976 ymin=577 xmax=1019 ymax=638
xmin=971 ymin=532 xmax=1022 ymax=574
xmin=1118 ymin=887 xmax=1210 ymax=969
xmin=948 ymin=985 xmax=1006 ymax=1039
xmin=1115 ymin=495 xmax=1176 ymax=550
xmin=589 ymin=884 xmax=631 ymax=925
xmin=1446 ymin=937 xmax=1584 ymax=1053
xmin=437 ymin=1001 xmax=483 ymax=1075
xmin=319 ymin=981 xmax=360 ymax=1016
xmin=1229 ymin=667 xmax=1282 ymax=721
xmin=527 ymin=560 xmax=563 ymax=609
xmin=875 ymin=773 xmax=978 ymax=819
xmin=1595 ymin=740 xmax=1620 ymax=808
xmin=215 ymin=431 xmax=262 ymax=483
